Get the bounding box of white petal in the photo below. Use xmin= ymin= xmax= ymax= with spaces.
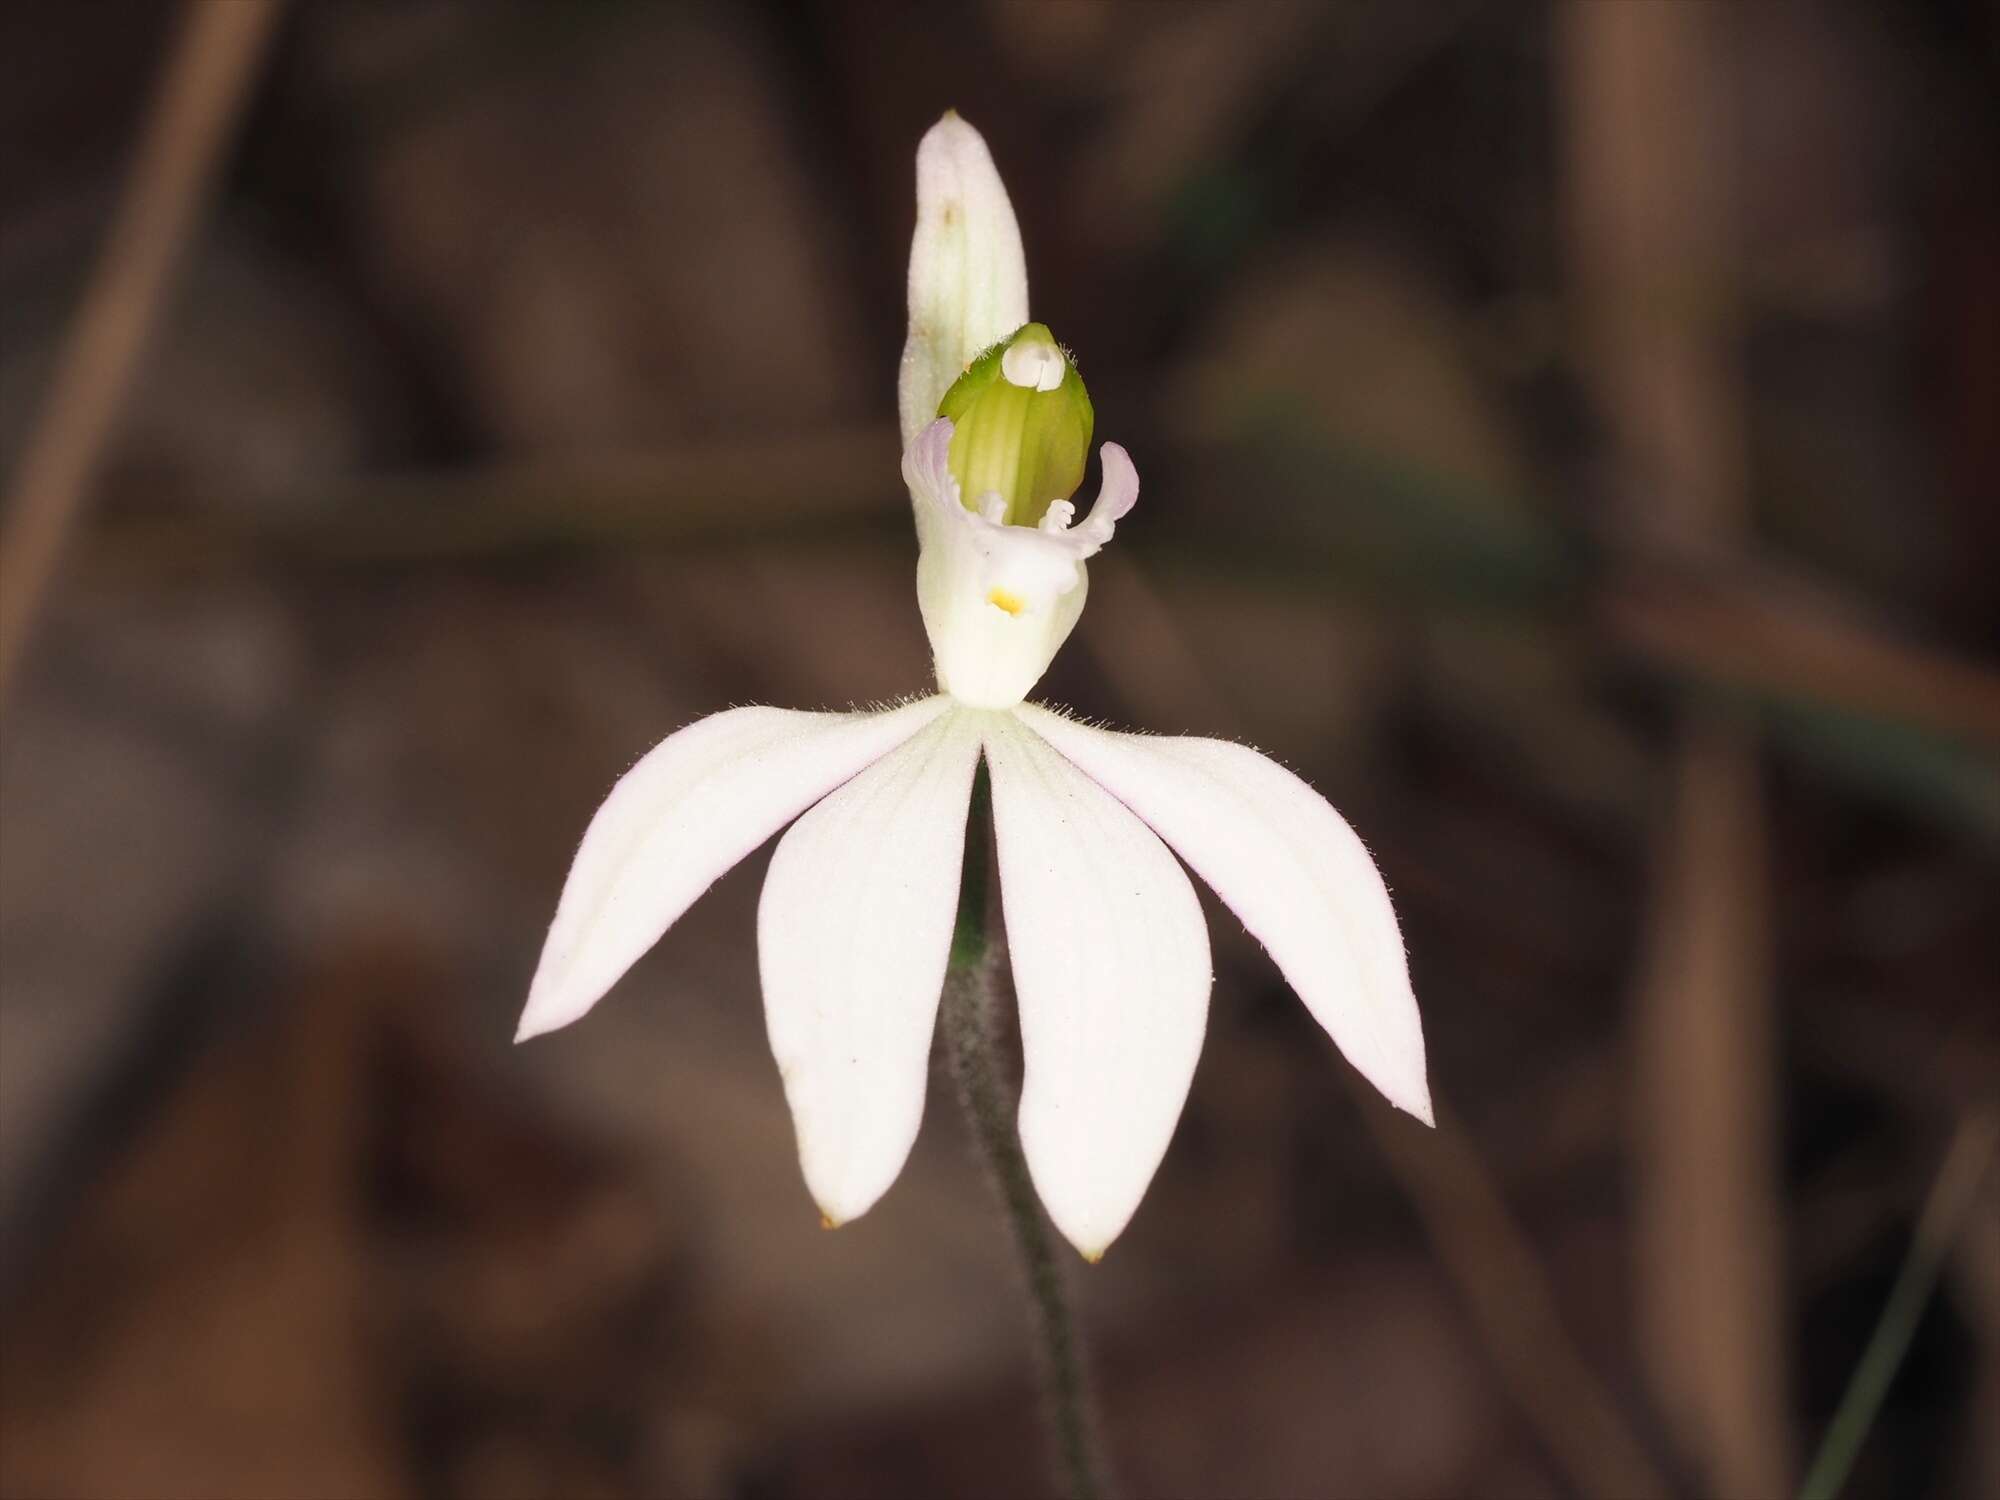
xmin=519 ymin=697 xmax=950 ymax=1042
xmin=982 ymin=711 xmax=1211 ymax=1258
xmin=1018 ymin=705 xmax=1432 ymax=1124
xmin=898 ymin=114 xmax=1029 ymax=449
xmin=759 ymin=708 xmax=983 ymax=1225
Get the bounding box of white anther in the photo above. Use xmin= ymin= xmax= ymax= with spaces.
xmin=1039 ymin=499 xmax=1075 ymax=534
xmin=1001 ymin=340 xmax=1067 ymax=392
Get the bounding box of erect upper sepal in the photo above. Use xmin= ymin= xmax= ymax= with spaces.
xmin=898 ymin=114 xmax=1029 ymax=449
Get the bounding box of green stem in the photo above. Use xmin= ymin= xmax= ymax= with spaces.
xmin=943 ymin=763 xmax=1110 ymax=1500
xmin=1797 ymin=1109 xmax=1998 ymax=1500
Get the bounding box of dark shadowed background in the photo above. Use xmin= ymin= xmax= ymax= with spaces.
xmin=2 ymin=3 xmax=1996 ymax=1498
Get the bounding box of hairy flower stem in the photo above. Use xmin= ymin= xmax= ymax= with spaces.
xmin=943 ymin=762 xmax=1111 ymax=1500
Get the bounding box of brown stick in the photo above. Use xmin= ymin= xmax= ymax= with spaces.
xmin=1561 ymin=5 xmax=1794 ymax=1494
xmin=1359 ymin=1095 xmax=1675 ymax=1500
xmin=0 ymin=0 xmax=285 ymax=711
xmin=1600 ymin=566 xmax=2000 ymax=750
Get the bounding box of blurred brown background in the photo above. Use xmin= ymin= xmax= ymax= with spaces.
xmin=2 ymin=3 xmax=1996 ymax=1498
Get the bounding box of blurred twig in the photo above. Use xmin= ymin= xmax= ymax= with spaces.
xmin=1950 ymin=1173 xmax=2000 ymax=1498
xmin=1562 ymin=6 xmax=1794 ymax=1496
xmin=1798 ymin=1111 xmax=1999 ymax=1500
xmin=0 ymin=0 xmax=283 ymax=713
xmin=69 ymin=428 xmax=908 ymax=574
xmin=1359 ymin=1096 xmax=1676 ymax=1500
xmin=1601 ymin=565 xmax=2000 ymax=751
xmin=1628 ymin=724 xmax=1791 ymax=1489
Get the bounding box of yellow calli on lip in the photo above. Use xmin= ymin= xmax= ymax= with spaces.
xmin=517 ymin=114 xmax=1431 ymax=1261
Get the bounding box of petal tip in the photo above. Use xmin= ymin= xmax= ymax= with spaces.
xmin=1047 ymin=1207 xmax=1126 ymax=1264
xmin=809 ymin=1178 xmax=882 ymax=1231
xmin=1364 ymin=1061 xmax=1434 ymax=1128
xmin=798 ymin=1126 xmax=925 ymax=1236
xmin=1381 ymin=1057 xmax=1434 ymax=1127
xmin=513 ymin=999 xmax=560 ymax=1045
xmin=514 ymin=972 xmax=585 ymax=1045
xmin=921 ymin=109 xmax=983 ymax=153
xmin=802 ymin=1170 xmax=895 ymax=1235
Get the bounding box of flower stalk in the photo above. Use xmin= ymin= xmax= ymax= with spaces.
xmin=942 ymin=763 xmax=1111 ymax=1500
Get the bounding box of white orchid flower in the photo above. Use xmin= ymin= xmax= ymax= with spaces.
xmin=517 ymin=113 xmax=1431 ymax=1260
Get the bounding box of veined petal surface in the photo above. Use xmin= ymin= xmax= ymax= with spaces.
xmin=983 ymin=711 xmax=1211 ymax=1258
xmin=898 ymin=114 xmax=1029 ymax=448
xmin=759 ymin=708 xmax=983 ymax=1226
xmin=519 ymin=697 xmax=950 ymax=1042
xmin=1018 ymin=705 xmax=1431 ymax=1124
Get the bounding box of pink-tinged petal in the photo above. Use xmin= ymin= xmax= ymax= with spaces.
xmin=983 ymin=711 xmax=1212 ymax=1258
xmin=1066 ymin=441 xmax=1138 ymax=550
xmin=759 ymin=708 xmax=982 ymax=1226
xmin=1017 ymin=704 xmax=1432 ymax=1125
xmin=518 ymin=697 xmax=951 ymax=1042
xmin=898 ymin=114 xmax=1029 ymax=448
